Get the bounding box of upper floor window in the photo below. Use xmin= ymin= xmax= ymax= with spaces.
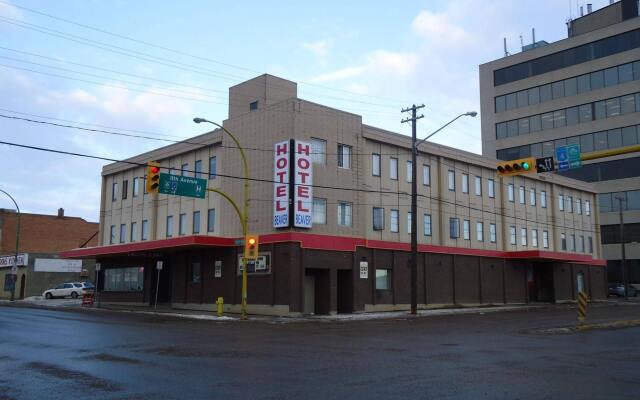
xmin=390 ymin=158 xmax=398 ymax=180
xmin=194 ymin=160 xmax=202 ymax=179
xmin=532 ymin=229 xmax=538 ymax=247
xmin=520 ymin=227 xmax=527 ymax=246
xmin=462 ymin=174 xmax=469 ymax=193
xmin=450 ymin=218 xmax=459 ymax=239
xmin=122 ymin=180 xmax=128 ymax=200
xmin=561 ymin=233 xmax=567 ymax=250
xmin=475 ymin=176 xmax=482 ymax=196
xmin=373 ymin=207 xmax=384 ymax=231
xmin=508 ymin=184 xmax=514 ymax=202
xmin=463 ymin=219 xmax=470 ymax=240
xmin=476 ymin=222 xmax=483 ymax=242
xmin=179 ymin=213 xmax=187 ymax=236
xmin=576 ymin=198 xmax=582 ymax=214
xmin=509 ymin=226 xmax=516 ymax=245
xmin=132 ymin=177 xmax=139 ymax=197
xmin=337 ymin=201 xmax=352 ymax=226
xmin=406 ymin=161 xmax=413 ymax=183
xmin=567 ymin=196 xmax=574 ymax=213
xmin=585 ymin=200 xmax=591 ymax=215
xmin=530 ymin=188 xmax=536 ymax=206
xmin=249 ymin=101 xmax=258 ymax=111
xmin=519 ymin=186 xmax=525 ymax=204
xmin=423 ymin=214 xmax=432 ymax=236
xmin=193 ymin=211 xmax=200 ymax=234
xmin=141 ymin=220 xmax=149 ymax=241
xmin=112 ymin=182 xmax=118 ymax=201
xmin=423 ymin=165 xmax=431 ymax=186
xmin=130 ymin=222 xmax=137 ymax=242
xmin=120 ymin=224 xmax=126 ymax=243
xmin=489 ymin=223 xmax=497 ymax=243
xmin=109 ymin=225 xmax=115 ymax=244
xmin=312 ymin=198 xmax=327 ymax=224
xmin=559 ymin=194 xmax=564 ymax=211
xmin=407 ymin=212 xmax=412 ymax=234
xmin=543 ymin=230 xmax=549 ymax=248
xmin=541 ymin=191 xmax=547 ymax=208
xmin=166 ymin=216 xmax=173 ymax=237
xmin=390 ymin=209 xmax=399 ymax=233
xmin=337 ymin=144 xmax=351 ymax=169
xmin=371 ymin=153 xmax=380 ymax=176
xmin=448 ymin=171 xmax=455 ymax=191
xmin=209 ymin=156 xmax=217 ymax=179
xmin=488 ymin=179 xmax=495 ymax=198
xmin=311 ymin=138 xmax=326 ymax=165
xmin=208 ymin=209 xmax=216 ymax=232
xmin=181 ymin=163 xmax=189 ymax=176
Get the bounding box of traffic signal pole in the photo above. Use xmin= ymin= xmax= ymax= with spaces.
xmin=0 ymin=189 xmax=20 ymax=301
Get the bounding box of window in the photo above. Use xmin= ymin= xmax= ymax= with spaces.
xmin=209 ymin=156 xmax=217 ymax=179
xmin=559 ymin=194 xmax=564 ymax=211
xmin=508 ymin=184 xmax=514 ymax=202
xmin=181 ymin=163 xmax=189 ymax=177
xmin=518 ymin=186 xmax=525 ymax=204
xmin=191 ymin=262 xmax=201 ymax=283
xmin=578 ymin=235 xmax=585 ymax=253
xmin=567 ymin=196 xmax=573 ymax=213
xmin=475 ymin=176 xmax=482 ymax=196
xmin=337 ymin=202 xmax=352 ymax=226
xmin=119 ymin=224 xmax=126 ymax=243
xmin=312 ymin=198 xmax=327 ymax=224
xmin=462 ymin=174 xmax=469 ymax=193
xmin=193 ymin=211 xmax=200 ymax=234
xmin=207 ymin=209 xmax=215 ymax=232
xmin=141 ymin=220 xmax=149 ymax=241
xmin=179 ymin=213 xmax=186 ymax=236
xmin=529 ymin=188 xmax=536 ymax=206
xmin=448 ymin=170 xmax=455 ymax=191
xmin=541 ymin=191 xmax=547 ymax=208
xmin=373 ymin=207 xmax=384 ymax=231
xmin=476 ymin=222 xmax=483 ymax=242
xmin=423 ymin=165 xmax=431 ymax=186
xmin=372 ymin=154 xmax=380 ymax=176
xmin=390 ymin=209 xmax=399 ymax=233
xmin=109 ymin=225 xmax=115 ymax=244
xmin=390 ymin=158 xmax=398 ymax=180
xmin=170 ymin=167 xmax=177 ymax=175
xmin=112 ymin=182 xmax=118 ymax=201
xmin=561 ymin=233 xmax=567 ymax=250
xmin=509 ymin=226 xmax=516 ymax=245
xmin=130 ymin=222 xmax=137 ymax=242
xmin=520 ymin=227 xmax=527 ymax=246
xmin=122 ymin=180 xmax=128 ymax=200
xmin=576 ymin=199 xmax=582 ymax=214
xmin=463 ymin=220 xmax=470 ymax=240
xmin=406 ymin=161 xmax=413 ymax=182
xmin=132 ymin=177 xmax=139 ymax=197
xmin=450 ymin=218 xmax=460 ymax=239
xmin=104 ymin=267 xmax=144 ymax=291
xmin=490 ymin=223 xmax=496 ymax=243
xmin=488 ymin=179 xmax=495 ymax=198
xmin=532 ymin=229 xmax=538 ymax=247
xmin=337 ymin=144 xmax=351 ymax=169
xmin=588 ymin=236 xmax=593 ymax=253
xmin=570 ymin=234 xmax=576 ymax=251
xmin=249 ymin=101 xmax=258 ymax=111
xmin=407 ymin=213 xmax=412 ymax=234
xmin=166 ymin=216 xmax=173 ymax=237
xmin=375 ymin=269 xmax=391 ymax=290
xmin=585 ymin=200 xmax=591 ymax=216
xmin=423 ymin=214 xmax=432 ymax=236
xmin=543 ymin=231 xmax=549 ymax=248
xmin=311 ymin=138 xmax=326 ymax=165
xmin=194 ymin=160 xmax=202 ymax=178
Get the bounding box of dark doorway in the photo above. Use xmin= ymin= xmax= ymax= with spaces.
xmin=337 ymin=270 xmax=353 ymax=313
xmin=19 ymin=275 xmax=25 ymax=299
xmin=528 ymin=263 xmax=555 ymax=302
xmin=305 ymin=269 xmax=330 ymax=315
xmin=150 ymin=261 xmax=172 ymax=306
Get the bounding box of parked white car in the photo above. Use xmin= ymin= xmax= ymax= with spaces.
xmin=43 ymin=282 xmax=93 ymax=299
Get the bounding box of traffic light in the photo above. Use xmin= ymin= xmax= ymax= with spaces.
xmin=146 ymin=161 xmax=161 ymax=193
xmin=496 ymin=157 xmax=536 ymax=176
xmin=244 ymin=235 xmax=259 ymax=260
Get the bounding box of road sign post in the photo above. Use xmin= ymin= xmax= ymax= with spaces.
xmin=159 ymin=173 xmax=206 ymax=199
xmin=95 ymin=262 xmax=101 ymax=308
xmin=155 ymin=261 xmax=163 ymax=310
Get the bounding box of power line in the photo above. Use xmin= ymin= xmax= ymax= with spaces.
xmin=0 ymin=139 xmax=601 ymax=235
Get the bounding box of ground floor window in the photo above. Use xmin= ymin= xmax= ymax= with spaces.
xmin=104 ymin=267 xmax=144 ymax=291
xmin=375 ymin=269 xmax=392 ymax=290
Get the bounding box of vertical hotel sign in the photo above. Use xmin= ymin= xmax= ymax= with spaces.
xmin=273 ymin=139 xmax=313 ymax=229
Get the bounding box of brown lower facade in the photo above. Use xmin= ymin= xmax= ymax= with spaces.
xmin=64 ymin=234 xmax=607 ymax=316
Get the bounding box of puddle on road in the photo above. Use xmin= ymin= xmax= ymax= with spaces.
xmin=24 ymin=361 xmax=120 ymax=392
xmin=75 ymin=352 xmax=142 ymax=364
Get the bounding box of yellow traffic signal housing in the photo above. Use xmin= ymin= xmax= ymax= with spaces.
xmin=497 ymin=157 xmax=536 ymax=176
xmin=146 ymin=161 xmax=161 ymax=193
xmin=244 ymin=235 xmax=259 ymax=260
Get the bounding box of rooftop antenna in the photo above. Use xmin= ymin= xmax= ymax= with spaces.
xmin=580 ymin=5 xmax=584 ymax=16
xmin=503 ymin=37 xmax=510 ymax=57
xmin=519 ymin=34 xmax=524 ymax=48
xmin=532 ymin=28 xmax=536 ymax=47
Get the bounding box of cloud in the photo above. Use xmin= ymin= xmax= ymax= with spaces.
xmin=310 ymin=65 xmax=366 ymax=83
xmin=302 ymin=39 xmax=332 ymax=61
xmin=0 ymin=1 xmax=23 ymax=21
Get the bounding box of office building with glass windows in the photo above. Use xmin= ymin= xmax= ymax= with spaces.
xmin=62 ymin=74 xmax=606 ymax=315
xmin=480 ymin=0 xmax=640 ymax=285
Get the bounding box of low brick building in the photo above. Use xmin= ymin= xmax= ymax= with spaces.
xmin=0 ymin=208 xmax=98 ymax=299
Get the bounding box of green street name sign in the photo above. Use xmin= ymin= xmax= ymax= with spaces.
xmin=159 ymin=173 xmax=207 ymax=199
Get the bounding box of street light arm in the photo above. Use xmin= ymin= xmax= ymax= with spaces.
xmin=414 ymin=112 xmax=477 ymax=149
xmin=0 ymin=188 xmax=20 ymax=301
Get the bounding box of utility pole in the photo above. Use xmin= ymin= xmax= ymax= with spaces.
xmin=401 ymin=104 xmax=424 ymax=315
xmin=615 ymin=195 xmax=628 ymax=300
xmin=0 ymin=189 xmax=20 ymax=301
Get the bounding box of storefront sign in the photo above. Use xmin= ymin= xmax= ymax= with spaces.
xmin=273 ymin=140 xmax=290 ymax=228
xmin=0 ymin=253 xmax=28 ymax=268
xmin=214 ymin=261 xmax=222 ymax=278
xmin=360 ymin=262 xmax=368 ymax=279
xmin=293 ymin=141 xmax=313 ymax=228
xmin=34 ymin=258 xmax=82 ymax=273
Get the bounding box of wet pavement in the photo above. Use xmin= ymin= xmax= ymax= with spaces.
xmin=1 ymin=302 xmax=639 ymax=399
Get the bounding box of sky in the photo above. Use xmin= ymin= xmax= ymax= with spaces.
xmin=0 ymin=0 xmax=614 ymax=222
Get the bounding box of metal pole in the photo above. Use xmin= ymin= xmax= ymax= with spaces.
xmin=410 ymin=109 xmax=418 ymax=315
xmin=95 ymin=269 xmax=100 ymax=308
xmin=155 ymin=268 xmax=161 ymax=310
xmin=616 ymin=196 xmax=627 ymax=301
xmin=0 ymin=189 xmax=20 ymax=301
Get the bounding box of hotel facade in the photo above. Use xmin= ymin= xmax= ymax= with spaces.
xmin=64 ymin=74 xmax=606 ymax=315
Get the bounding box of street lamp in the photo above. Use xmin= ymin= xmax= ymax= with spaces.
xmin=193 ymin=117 xmax=251 ymax=319
xmin=409 ymin=111 xmax=477 ymax=315
xmin=0 ymin=189 xmax=21 ymax=301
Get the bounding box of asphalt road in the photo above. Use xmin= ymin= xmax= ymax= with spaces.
xmin=1 ymin=303 xmax=639 ymax=400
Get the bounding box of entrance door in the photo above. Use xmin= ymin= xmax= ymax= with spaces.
xmin=304 ymin=275 xmax=315 ymax=314
xmin=530 ymin=263 xmax=555 ymax=302
xmin=19 ymin=275 xmax=25 ymax=299
xmin=337 ymin=270 xmax=353 ymax=313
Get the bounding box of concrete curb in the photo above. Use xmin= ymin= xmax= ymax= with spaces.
xmin=527 ymin=319 xmax=640 ymax=335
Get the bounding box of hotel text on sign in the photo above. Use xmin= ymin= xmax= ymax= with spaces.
xmin=293 ymin=141 xmax=313 ymax=228
xmin=273 ymin=140 xmax=290 ymax=228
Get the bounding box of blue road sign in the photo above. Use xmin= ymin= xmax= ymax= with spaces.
xmin=556 ymin=144 xmax=581 ymax=171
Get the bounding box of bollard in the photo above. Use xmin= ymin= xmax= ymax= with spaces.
xmin=216 ymin=297 xmax=224 ymax=317
xmin=577 ymin=291 xmax=588 ymax=324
